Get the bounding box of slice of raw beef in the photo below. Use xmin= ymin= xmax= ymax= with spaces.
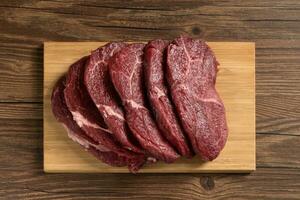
xmin=64 ymin=56 xmax=146 ymax=171
xmin=84 ymin=42 xmax=142 ymax=154
xmin=144 ymin=40 xmax=192 ymax=157
xmin=166 ymin=36 xmax=228 ymax=161
xmin=51 ymin=76 xmax=134 ymax=169
xmin=109 ymin=43 xmax=179 ymax=163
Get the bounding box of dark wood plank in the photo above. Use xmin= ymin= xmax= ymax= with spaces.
xmin=0 ymin=119 xmax=42 ymax=171
xmin=0 ymin=2 xmax=299 ymax=42
xmin=256 ymin=48 xmax=300 ymax=96
xmin=256 ymin=95 xmax=300 ymax=135
xmin=0 ymin=44 xmax=43 ymax=102
xmin=0 ymin=103 xmax=42 ymax=119
xmin=0 ymin=168 xmax=299 ymax=200
xmin=0 ymin=104 xmax=42 ymax=171
xmin=257 ymin=134 xmax=300 ymax=168
xmin=257 ymin=95 xmax=300 ymax=119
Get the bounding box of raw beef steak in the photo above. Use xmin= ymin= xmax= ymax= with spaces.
xmin=166 ymin=36 xmax=228 ymax=160
xmin=109 ymin=43 xmax=179 ymax=163
xmin=51 ymin=76 xmax=135 ymax=169
xmin=64 ymin=56 xmax=146 ymax=171
xmin=84 ymin=42 xmax=142 ymax=154
xmin=144 ymin=40 xmax=192 ymax=157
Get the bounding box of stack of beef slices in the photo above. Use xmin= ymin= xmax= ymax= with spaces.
xmin=51 ymin=36 xmax=228 ymax=173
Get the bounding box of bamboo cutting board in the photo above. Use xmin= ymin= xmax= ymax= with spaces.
xmin=44 ymin=42 xmax=255 ymax=173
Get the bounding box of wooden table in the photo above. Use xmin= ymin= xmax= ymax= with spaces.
xmin=0 ymin=1 xmax=299 ymax=199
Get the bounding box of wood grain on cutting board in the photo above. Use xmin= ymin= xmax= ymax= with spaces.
xmin=43 ymin=42 xmax=255 ymax=173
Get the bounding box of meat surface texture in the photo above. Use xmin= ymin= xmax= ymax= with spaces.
xmin=166 ymin=36 xmax=228 ymax=160
xmin=51 ymin=76 xmax=132 ymax=168
xmin=84 ymin=42 xmax=142 ymax=154
xmin=64 ymin=56 xmax=146 ymax=172
xmin=144 ymin=40 xmax=192 ymax=157
xmin=51 ymin=36 xmax=229 ymax=172
xmin=109 ymin=43 xmax=179 ymax=163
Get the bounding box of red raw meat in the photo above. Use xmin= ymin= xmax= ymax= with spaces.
xmin=109 ymin=43 xmax=179 ymax=163
xmin=64 ymin=56 xmax=146 ymax=172
xmin=166 ymin=36 xmax=228 ymax=160
xmin=144 ymin=39 xmax=192 ymax=157
xmin=84 ymin=42 xmax=142 ymax=154
xmin=51 ymin=76 xmax=136 ymax=169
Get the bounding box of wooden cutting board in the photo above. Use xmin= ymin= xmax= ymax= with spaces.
xmin=44 ymin=42 xmax=255 ymax=173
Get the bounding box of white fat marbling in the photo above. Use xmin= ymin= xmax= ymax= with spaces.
xmin=97 ymin=104 xmax=125 ymax=121
xmin=71 ymin=111 xmax=112 ymax=134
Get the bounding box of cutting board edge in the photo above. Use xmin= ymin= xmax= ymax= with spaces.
xmin=44 ymin=167 xmax=256 ymax=174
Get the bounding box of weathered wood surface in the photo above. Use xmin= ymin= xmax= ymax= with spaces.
xmin=0 ymin=0 xmax=299 ymax=199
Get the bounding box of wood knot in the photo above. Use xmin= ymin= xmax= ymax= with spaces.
xmin=200 ymin=176 xmax=215 ymax=191
xmin=192 ymin=27 xmax=202 ymax=35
